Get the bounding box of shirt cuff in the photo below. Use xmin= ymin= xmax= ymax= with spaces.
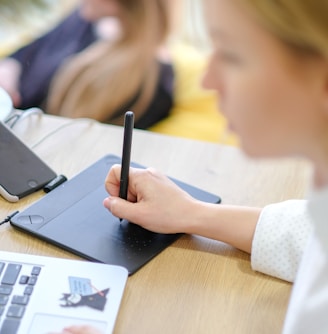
xmin=251 ymin=200 xmax=312 ymax=282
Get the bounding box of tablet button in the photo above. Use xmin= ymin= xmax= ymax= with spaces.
xmin=17 ymin=215 xmax=44 ymax=225
xmin=17 ymin=216 xmax=30 ymax=224
xmin=30 ymin=215 xmax=44 ymax=224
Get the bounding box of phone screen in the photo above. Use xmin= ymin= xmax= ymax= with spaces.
xmin=0 ymin=122 xmax=57 ymax=201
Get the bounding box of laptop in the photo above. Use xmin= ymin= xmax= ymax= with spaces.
xmin=10 ymin=154 xmax=221 ymax=275
xmin=0 ymin=250 xmax=128 ymax=334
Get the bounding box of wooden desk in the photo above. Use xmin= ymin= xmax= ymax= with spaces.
xmin=0 ymin=114 xmax=311 ymax=334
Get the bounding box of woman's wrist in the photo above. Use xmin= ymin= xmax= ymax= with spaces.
xmin=183 ymin=201 xmax=261 ymax=254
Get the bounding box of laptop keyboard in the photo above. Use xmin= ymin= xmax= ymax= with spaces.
xmin=0 ymin=260 xmax=42 ymax=334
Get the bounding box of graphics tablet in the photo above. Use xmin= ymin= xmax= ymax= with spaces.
xmin=10 ymin=154 xmax=221 ymax=275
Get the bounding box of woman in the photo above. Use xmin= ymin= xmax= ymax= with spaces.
xmin=0 ymin=0 xmax=174 ymax=128
xmin=103 ymin=0 xmax=328 ymax=333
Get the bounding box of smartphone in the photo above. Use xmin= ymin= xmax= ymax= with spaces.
xmin=0 ymin=121 xmax=57 ymax=202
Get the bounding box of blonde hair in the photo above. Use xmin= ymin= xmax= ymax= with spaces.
xmin=47 ymin=0 xmax=170 ymax=125
xmin=240 ymin=0 xmax=328 ymax=57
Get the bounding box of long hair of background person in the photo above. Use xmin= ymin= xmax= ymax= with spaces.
xmin=46 ymin=0 xmax=170 ymax=125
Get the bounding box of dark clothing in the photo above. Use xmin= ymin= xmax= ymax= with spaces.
xmin=10 ymin=10 xmax=174 ymax=129
xmin=12 ymin=11 xmax=96 ymax=111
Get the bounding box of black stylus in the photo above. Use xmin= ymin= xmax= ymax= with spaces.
xmin=119 ymin=111 xmax=134 ymax=221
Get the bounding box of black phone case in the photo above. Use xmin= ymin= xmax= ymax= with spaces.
xmin=0 ymin=122 xmax=57 ymax=202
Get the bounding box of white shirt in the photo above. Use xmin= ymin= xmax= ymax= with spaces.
xmin=250 ymin=190 xmax=328 ymax=333
xmin=283 ymin=188 xmax=328 ymax=333
xmin=251 ymin=199 xmax=313 ymax=282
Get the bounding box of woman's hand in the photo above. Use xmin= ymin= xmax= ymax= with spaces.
xmin=104 ymin=164 xmax=260 ymax=253
xmin=103 ymin=165 xmax=197 ymax=234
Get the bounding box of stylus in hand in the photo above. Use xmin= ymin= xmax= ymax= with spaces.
xmin=118 ymin=111 xmax=134 ymax=221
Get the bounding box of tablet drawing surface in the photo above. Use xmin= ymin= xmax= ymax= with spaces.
xmin=11 ymin=154 xmax=221 ymax=274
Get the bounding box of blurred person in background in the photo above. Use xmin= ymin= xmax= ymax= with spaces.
xmin=0 ymin=0 xmax=174 ymax=129
xmin=0 ymin=0 xmax=237 ymax=143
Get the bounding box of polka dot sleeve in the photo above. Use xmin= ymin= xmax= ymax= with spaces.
xmin=251 ymin=200 xmax=313 ymax=282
